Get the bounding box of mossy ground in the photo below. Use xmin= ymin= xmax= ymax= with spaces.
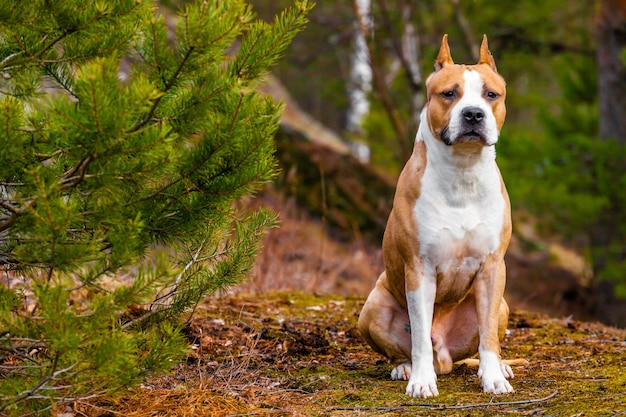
xmin=82 ymin=292 xmax=626 ymax=416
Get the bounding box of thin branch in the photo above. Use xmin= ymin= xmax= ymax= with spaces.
xmin=34 ymin=149 xmax=63 ymax=161
xmin=0 ymin=199 xmax=35 ymax=234
xmin=376 ymin=0 xmax=422 ymax=93
xmin=1 ymin=353 xmax=62 ymax=411
xmin=0 ymin=200 xmax=19 ymax=214
xmin=17 ymin=392 xmax=105 ymax=417
xmin=30 ymin=29 xmax=77 ymax=62
xmin=0 ymin=52 xmax=23 ymax=70
xmin=331 ymin=390 xmax=559 ymax=412
xmin=122 ymin=238 xmax=209 ymax=330
xmin=1 ymin=8 xmax=114 ymax=71
xmin=150 ymin=236 xmax=207 ymax=307
xmin=60 ymin=155 xmax=94 ymax=189
xmin=233 ymin=4 xmax=310 ymax=80
xmin=450 ymin=0 xmax=479 ymax=61
xmin=40 ymin=64 xmax=77 ymax=99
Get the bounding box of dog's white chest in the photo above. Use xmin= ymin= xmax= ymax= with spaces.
xmin=413 ymin=153 xmax=504 ymax=293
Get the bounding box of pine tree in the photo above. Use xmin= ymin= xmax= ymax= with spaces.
xmin=0 ymin=0 xmax=312 ymax=414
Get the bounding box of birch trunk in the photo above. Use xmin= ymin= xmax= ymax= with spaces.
xmin=347 ymin=0 xmax=373 ymax=136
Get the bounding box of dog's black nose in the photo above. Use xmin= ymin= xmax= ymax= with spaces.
xmin=462 ymin=107 xmax=484 ymax=124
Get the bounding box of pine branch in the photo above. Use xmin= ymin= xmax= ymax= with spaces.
xmin=132 ymin=92 xmax=246 ymax=205
xmin=149 ymin=236 xmax=208 ymax=308
xmin=60 ymin=155 xmax=94 ymax=189
xmin=0 ymin=1 xmax=310 ymax=412
xmin=1 ymin=2 xmax=137 ymax=71
xmin=127 ymin=46 xmax=195 ymax=134
xmin=232 ymin=25 xmax=267 ymax=79
xmin=231 ymin=1 xmax=313 ymax=80
xmin=121 ymin=238 xmax=210 ymax=330
xmin=40 ymin=64 xmax=77 ymax=98
xmin=18 ymin=29 xmax=76 ymax=67
xmin=0 ymin=200 xmax=19 ymax=215
xmin=1 ymin=353 xmax=65 ymax=412
xmin=0 ymin=198 xmax=35 ymax=234
xmin=0 ymin=52 xmax=23 ymax=71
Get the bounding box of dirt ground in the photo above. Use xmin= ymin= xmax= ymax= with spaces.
xmin=78 ymin=291 xmax=626 ymax=416
xmin=71 ymin=195 xmax=626 ymax=416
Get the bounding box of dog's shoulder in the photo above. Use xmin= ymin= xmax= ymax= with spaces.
xmin=395 ymin=139 xmax=427 ymax=204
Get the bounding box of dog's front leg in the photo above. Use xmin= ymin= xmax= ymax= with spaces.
xmin=475 ymin=260 xmax=514 ymax=394
xmin=403 ymin=266 xmax=438 ymax=398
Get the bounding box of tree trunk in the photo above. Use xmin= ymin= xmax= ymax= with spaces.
xmin=400 ymin=0 xmax=424 ymax=124
xmin=596 ymin=0 xmax=626 ymax=143
xmin=347 ymin=0 xmax=373 ymax=135
xmin=592 ymin=0 xmax=626 ymax=326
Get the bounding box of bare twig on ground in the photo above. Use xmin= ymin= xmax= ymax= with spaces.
xmin=330 ymin=390 xmax=559 ymax=412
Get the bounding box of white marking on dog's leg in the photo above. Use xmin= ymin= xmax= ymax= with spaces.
xmin=477 ymin=349 xmax=514 ymax=394
xmin=404 ymin=277 xmax=439 ymax=398
xmin=474 ymin=260 xmax=513 ymax=395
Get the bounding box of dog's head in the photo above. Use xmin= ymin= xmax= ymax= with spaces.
xmin=424 ymin=35 xmax=506 ymax=147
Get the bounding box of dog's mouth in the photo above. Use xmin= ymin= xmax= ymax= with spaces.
xmin=458 ymin=130 xmax=485 ymax=142
xmin=463 ymin=130 xmax=482 ymax=138
xmin=441 ymin=129 xmax=490 ymax=146
xmin=439 ymin=127 xmax=495 ymax=147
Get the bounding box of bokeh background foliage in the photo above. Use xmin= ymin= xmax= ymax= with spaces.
xmin=0 ymin=0 xmax=624 ymax=414
xmin=251 ymin=0 xmax=625 ymax=297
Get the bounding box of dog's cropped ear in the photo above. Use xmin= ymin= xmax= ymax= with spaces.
xmin=434 ymin=34 xmax=454 ymax=71
xmin=478 ymin=34 xmax=498 ymax=72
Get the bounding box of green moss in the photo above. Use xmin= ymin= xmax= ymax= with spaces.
xmin=94 ymin=292 xmax=626 ymax=416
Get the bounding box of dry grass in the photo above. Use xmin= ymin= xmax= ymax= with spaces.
xmin=239 ymin=189 xmax=383 ymax=296
xmin=31 ymin=190 xmax=626 ymax=416
xmin=75 ymin=292 xmax=626 ymax=417
xmin=78 ymin=293 xmax=370 ymax=416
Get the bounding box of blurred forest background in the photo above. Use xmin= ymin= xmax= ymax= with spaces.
xmin=167 ymin=0 xmax=625 ymax=325
xmin=3 ymin=2 xmax=624 ymax=413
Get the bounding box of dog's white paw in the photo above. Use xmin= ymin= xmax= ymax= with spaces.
xmin=391 ymin=362 xmax=411 ymax=380
xmin=501 ymin=362 xmax=514 ymax=380
xmin=478 ymin=352 xmax=514 ymax=394
xmin=479 ymin=372 xmax=514 ymax=394
xmin=405 ymin=368 xmax=439 ymax=398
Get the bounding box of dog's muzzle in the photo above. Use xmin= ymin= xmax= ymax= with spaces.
xmin=443 ymin=106 xmax=491 ymax=146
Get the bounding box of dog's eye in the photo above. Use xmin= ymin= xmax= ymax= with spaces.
xmin=440 ymin=90 xmax=456 ymax=100
xmin=486 ymin=91 xmax=500 ymax=100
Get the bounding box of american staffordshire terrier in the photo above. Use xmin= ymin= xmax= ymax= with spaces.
xmin=359 ymin=34 xmax=517 ymax=398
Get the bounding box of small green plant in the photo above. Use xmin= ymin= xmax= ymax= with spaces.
xmin=0 ymin=0 xmax=312 ymax=414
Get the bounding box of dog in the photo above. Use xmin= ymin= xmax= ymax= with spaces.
xmin=358 ymin=34 xmax=518 ymax=398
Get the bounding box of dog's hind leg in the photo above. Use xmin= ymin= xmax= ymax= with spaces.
xmin=358 ymin=274 xmax=412 ymax=377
